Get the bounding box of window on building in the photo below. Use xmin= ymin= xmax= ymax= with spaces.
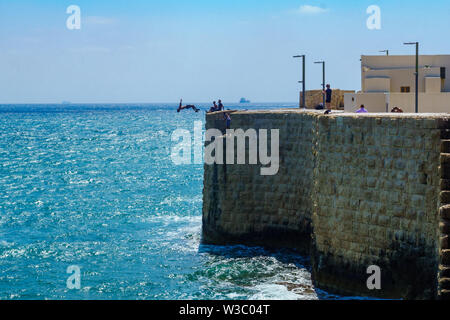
xmin=401 ymin=86 xmax=411 ymax=93
xmin=441 ymin=67 xmax=446 ymax=79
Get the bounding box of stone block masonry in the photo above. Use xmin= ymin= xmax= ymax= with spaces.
xmin=202 ymin=109 xmax=450 ymax=299
xmin=202 ymin=111 xmax=316 ymax=253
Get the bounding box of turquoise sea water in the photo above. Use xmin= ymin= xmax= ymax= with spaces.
xmin=0 ymin=103 xmax=343 ymax=300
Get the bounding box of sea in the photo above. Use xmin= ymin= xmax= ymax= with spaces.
xmin=0 ymin=103 xmax=351 ymax=300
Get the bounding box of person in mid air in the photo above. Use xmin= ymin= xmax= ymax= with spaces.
xmin=177 ymin=99 xmax=199 ymax=112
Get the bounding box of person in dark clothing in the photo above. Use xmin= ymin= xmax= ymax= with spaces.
xmin=218 ymin=100 xmax=224 ymax=111
xmin=323 ymin=84 xmax=332 ymax=113
xmin=177 ymin=99 xmax=199 ymax=112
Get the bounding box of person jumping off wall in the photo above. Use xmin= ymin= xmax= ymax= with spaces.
xmin=177 ymin=99 xmax=199 ymax=112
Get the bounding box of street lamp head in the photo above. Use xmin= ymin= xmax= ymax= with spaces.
xmin=293 ymin=55 xmax=305 ymax=58
xmin=404 ymin=42 xmax=418 ymax=45
xmin=314 ymin=61 xmax=324 ymax=64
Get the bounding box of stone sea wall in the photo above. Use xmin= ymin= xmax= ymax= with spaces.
xmin=202 ymin=111 xmax=316 ymax=252
xmin=202 ymin=110 xmax=450 ymax=299
xmin=311 ymin=115 xmax=442 ymax=299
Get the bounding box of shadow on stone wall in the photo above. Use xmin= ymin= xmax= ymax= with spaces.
xmin=311 ymin=236 xmax=438 ymax=299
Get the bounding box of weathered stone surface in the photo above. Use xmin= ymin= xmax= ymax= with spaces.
xmin=438 ymin=118 xmax=450 ymax=129
xmin=441 ymin=140 xmax=450 ymax=153
xmin=440 ymin=266 xmax=450 ymax=278
xmin=441 ymin=179 xmax=450 ymax=190
xmin=441 ymin=235 xmax=449 ymax=250
xmin=202 ymin=110 xmax=444 ymax=299
xmin=442 ymin=250 xmax=450 ymax=265
xmin=441 ymin=130 xmax=450 ymax=139
xmin=441 ymin=191 xmax=450 ymax=205
xmin=439 ymin=289 xmax=450 ymax=300
xmin=440 ymin=221 xmax=450 ymax=234
xmin=440 ymin=205 xmax=450 ymax=220
xmin=440 ymin=278 xmax=450 ymax=290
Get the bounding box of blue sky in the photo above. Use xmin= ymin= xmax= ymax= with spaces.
xmin=1 ymin=0 xmax=450 ymax=103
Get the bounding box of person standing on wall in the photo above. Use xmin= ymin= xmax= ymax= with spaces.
xmin=323 ymin=84 xmax=332 ymax=113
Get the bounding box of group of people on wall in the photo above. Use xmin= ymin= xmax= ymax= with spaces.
xmin=207 ymin=100 xmax=224 ymax=113
xmin=177 ymin=93 xmax=407 ymax=117
xmin=355 ymin=105 xmax=404 ymax=113
xmin=311 ymin=83 xmax=406 ymax=114
xmin=207 ymin=99 xmax=231 ymax=129
xmin=176 ymin=99 xmax=226 ymax=113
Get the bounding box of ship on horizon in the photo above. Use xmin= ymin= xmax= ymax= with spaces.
xmin=239 ymin=97 xmax=251 ymax=103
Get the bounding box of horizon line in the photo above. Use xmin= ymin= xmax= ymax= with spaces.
xmin=0 ymin=101 xmax=300 ymax=105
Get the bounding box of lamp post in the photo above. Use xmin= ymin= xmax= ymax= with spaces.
xmin=314 ymin=61 xmax=326 ymax=108
xmin=293 ymin=55 xmax=306 ymax=108
xmin=379 ymin=50 xmax=389 ymax=56
xmin=404 ymin=42 xmax=419 ymax=113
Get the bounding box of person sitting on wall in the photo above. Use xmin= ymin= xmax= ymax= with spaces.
xmin=391 ymin=106 xmax=404 ymax=113
xmin=177 ymin=99 xmax=199 ymax=112
xmin=218 ymin=100 xmax=224 ymax=111
xmin=208 ymin=101 xmax=219 ymax=113
xmin=356 ymin=104 xmax=368 ymax=113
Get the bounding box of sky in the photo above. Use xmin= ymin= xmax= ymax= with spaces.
xmin=1 ymin=0 xmax=450 ymax=103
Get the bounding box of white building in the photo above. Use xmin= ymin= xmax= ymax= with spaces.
xmin=344 ymin=55 xmax=450 ymax=113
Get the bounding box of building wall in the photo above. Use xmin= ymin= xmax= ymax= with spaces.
xmin=390 ymin=93 xmax=450 ymax=113
xmin=361 ymin=55 xmax=450 ymax=92
xmin=345 ymin=55 xmax=450 ymax=113
xmin=365 ymin=77 xmax=390 ymax=93
xmin=202 ymin=110 xmax=450 ymax=299
xmin=426 ymin=77 xmax=442 ymax=93
xmin=364 ymin=67 xmax=440 ymax=93
xmin=344 ymin=92 xmax=387 ymax=113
